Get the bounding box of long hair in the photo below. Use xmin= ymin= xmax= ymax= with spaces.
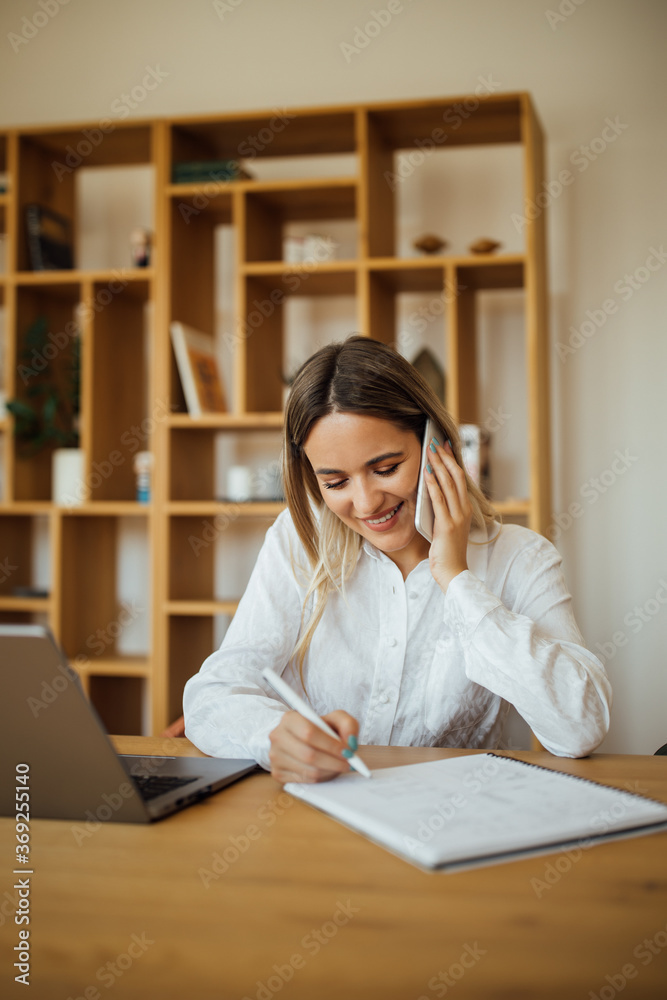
xmin=282 ymin=335 xmax=497 ymax=675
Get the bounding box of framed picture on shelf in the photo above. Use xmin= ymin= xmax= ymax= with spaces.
xmin=170 ymin=322 xmax=227 ymax=416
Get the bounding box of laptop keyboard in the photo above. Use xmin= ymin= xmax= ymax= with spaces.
xmin=133 ymin=774 xmax=199 ymax=802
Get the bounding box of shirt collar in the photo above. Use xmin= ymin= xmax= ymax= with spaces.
xmin=361 ymin=520 xmax=496 ymax=582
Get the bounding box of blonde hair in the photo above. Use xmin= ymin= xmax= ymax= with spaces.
xmin=282 ymin=336 xmax=498 ymax=677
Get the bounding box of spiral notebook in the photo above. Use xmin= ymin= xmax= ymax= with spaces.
xmin=285 ymin=753 xmax=667 ymax=872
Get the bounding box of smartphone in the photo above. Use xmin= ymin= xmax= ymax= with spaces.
xmin=414 ymin=417 xmax=447 ymax=542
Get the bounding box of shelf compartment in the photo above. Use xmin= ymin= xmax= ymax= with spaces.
xmin=167 ymin=615 xmax=217 ymax=725
xmin=58 ymin=514 xmax=150 ymax=664
xmin=0 ymin=513 xmax=51 ymax=610
xmin=366 ymin=94 xmax=523 ymax=149
xmin=449 ymin=282 xmax=530 ymax=506
xmin=88 ymin=278 xmax=151 ymax=501
xmin=238 ymin=270 xmax=357 ymax=413
xmin=367 ymin=261 xmax=447 ymax=294
xmin=16 ymin=126 xmax=153 ymax=273
xmin=86 ymin=674 xmax=146 ymax=735
xmin=11 ymin=283 xmax=81 ymax=502
xmin=242 ymin=181 xmax=357 ymax=263
xmin=170 ymin=109 xmax=357 ymax=164
xmin=168 ymin=513 xmax=276 ymax=605
xmin=18 ymin=122 xmax=152 ymax=168
xmin=455 ymin=257 xmax=524 ymax=291
xmin=169 ymin=186 xmax=233 ymax=223
xmin=168 ymin=200 xmax=220 ymax=414
xmin=170 ymin=425 xmax=282 ymax=503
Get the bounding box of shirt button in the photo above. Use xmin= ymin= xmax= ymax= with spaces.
xmin=408 ymin=590 xmax=418 ymax=599
xmin=379 ymin=691 xmax=390 ymax=704
xmin=386 ymin=636 xmax=397 ymax=647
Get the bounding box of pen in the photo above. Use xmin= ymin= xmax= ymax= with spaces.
xmin=261 ymin=667 xmax=372 ymax=779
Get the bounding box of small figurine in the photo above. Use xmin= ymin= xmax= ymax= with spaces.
xmin=413 ymin=234 xmax=448 ymax=255
xmin=130 ymin=228 xmax=152 ymax=267
xmin=469 ymin=238 xmax=502 ymax=254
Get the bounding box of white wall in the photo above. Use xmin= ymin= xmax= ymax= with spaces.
xmin=1 ymin=0 xmax=665 ymax=753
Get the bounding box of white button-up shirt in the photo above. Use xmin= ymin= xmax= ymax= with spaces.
xmin=183 ymin=510 xmax=611 ymax=770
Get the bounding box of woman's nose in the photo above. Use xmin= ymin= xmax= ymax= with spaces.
xmin=353 ymin=479 xmax=384 ymax=518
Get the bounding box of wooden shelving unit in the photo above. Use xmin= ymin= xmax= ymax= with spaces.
xmin=0 ymin=93 xmax=550 ymax=734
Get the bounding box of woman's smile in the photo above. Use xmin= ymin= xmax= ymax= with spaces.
xmin=363 ymin=500 xmax=405 ymax=530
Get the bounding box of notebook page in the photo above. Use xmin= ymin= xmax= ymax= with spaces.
xmin=285 ymin=754 xmax=667 ymax=869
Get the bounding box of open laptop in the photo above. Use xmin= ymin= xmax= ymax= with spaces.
xmin=0 ymin=624 xmax=257 ymax=823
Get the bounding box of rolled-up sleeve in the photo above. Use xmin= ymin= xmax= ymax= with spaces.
xmin=183 ymin=512 xmax=305 ymax=769
xmin=444 ymin=534 xmax=612 ymax=758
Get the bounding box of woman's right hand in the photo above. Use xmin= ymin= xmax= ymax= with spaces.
xmin=268 ymin=709 xmax=360 ymax=784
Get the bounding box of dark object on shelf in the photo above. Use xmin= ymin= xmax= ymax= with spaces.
xmin=460 ymin=423 xmax=491 ymax=498
xmin=12 ymin=586 xmax=50 ymax=599
xmin=469 ymin=237 xmax=501 ymax=254
xmin=171 ymin=160 xmax=253 ymax=184
xmin=130 ymin=228 xmax=152 ymax=267
xmin=6 ymin=316 xmax=80 ymax=455
xmin=413 ymin=233 xmax=448 ymax=255
xmin=411 ymin=347 xmax=445 ymax=404
xmin=25 ymin=203 xmax=74 ymax=270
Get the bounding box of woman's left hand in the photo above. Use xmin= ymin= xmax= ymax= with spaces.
xmin=424 ymin=438 xmax=472 ymax=593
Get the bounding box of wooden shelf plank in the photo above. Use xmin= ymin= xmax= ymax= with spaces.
xmin=57 ymin=502 xmax=152 ymax=516
xmin=241 ymin=261 xmax=357 ymax=296
xmin=0 ymin=595 xmax=52 ymax=612
xmin=493 ymin=499 xmax=531 ymax=516
xmin=167 ymin=175 xmax=357 ymax=197
xmin=13 ymin=267 xmax=154 ymax=285
xmin=168 ymin=412 xmax=283 ymax=429
xmin=0 ymin=501 xmax=54 ymax=515
xmin=165 ymin=600 xmax=239 ymax=616
xmin=242 ymin=259 xmax=359 ymax=275
xmin=167 ymin=501 xmax=284 ymax=517
xmin=75 ymin=656 xmax=151 ymax=678
xmin=367 ymin=252 xmax=525 ymax=270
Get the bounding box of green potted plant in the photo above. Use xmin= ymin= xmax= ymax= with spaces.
xmin=7 ymin=315 xmax=84 ymax=504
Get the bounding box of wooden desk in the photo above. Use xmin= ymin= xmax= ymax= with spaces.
xmin=1 ymin=741 xmax=666 ymax=999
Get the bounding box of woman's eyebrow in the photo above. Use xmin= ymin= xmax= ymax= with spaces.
xmin=314 ymin=451 xmax=404 ymax=475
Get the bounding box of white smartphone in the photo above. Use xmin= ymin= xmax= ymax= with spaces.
xmin=414 ymin=417 xmax=447 ymax=542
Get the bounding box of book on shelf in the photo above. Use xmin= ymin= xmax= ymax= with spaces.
xmin=170 ymin=322 xmax=227 ymax=417
xmin=171 ymin=160 xmax=253 ymax=184
xmin=25 ymin=204 xmax=74 ymax=271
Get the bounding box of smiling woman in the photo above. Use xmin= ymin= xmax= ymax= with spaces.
xmin=183 ymin=336 xmax=612 ymax=784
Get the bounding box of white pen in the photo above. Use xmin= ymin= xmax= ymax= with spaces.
xmin=262 ymin=667 xmax=372 ymax=779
